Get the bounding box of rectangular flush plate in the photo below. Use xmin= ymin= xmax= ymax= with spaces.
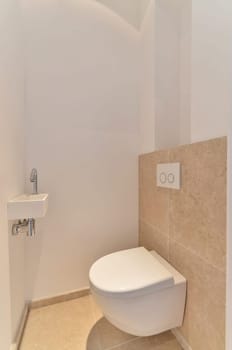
xmin=157 ymin=163 xmax=181 ymax=190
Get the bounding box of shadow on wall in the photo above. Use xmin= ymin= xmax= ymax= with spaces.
xmin=94 ymin=0 xmax=151 ymax=29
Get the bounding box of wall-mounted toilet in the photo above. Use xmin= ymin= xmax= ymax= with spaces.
xmin=89 ymin=247 xmax=186 ymax=336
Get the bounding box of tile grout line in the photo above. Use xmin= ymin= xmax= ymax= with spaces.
xmin=140 ymin=218 xmax=169 ymax=237
xmin=140 ymin=217 xmax=225 ymax=273
xmin=170 ymin=238 xmax=226 ymax=273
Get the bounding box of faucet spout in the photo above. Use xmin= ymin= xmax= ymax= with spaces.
xmin=30 ymin=168 xmax=38 ymax=194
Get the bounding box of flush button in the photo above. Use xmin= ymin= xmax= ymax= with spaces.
xmin=157 ymin=163 xmax=181 ymax=190
xmin=160 ymin=172 xmax=167 ymax=184
xmin=168 ymin=173 xmax=175 ymax=184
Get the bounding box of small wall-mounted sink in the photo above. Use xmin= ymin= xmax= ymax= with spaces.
xmin=8 ymin=193 xmax=48 ymax=220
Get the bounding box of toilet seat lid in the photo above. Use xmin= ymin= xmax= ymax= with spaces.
xmin=89 ymin=247 xmax=174 ymax=294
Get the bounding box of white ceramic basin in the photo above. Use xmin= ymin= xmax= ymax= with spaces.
xmin=8 ymin=193 xmax=48 ymax=220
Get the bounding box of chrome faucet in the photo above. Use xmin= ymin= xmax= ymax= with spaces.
xmin=30 ymin=168 xmax=38 ymax=194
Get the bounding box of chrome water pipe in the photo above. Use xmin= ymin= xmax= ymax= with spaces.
xmin=12 ymin=218 xmax=35 ymax=237
xmin=30 ymin=168 xmax=38 ymax=194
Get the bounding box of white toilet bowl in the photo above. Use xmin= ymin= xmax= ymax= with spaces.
xmin=89 ymin=247 xmax=186 ymax=336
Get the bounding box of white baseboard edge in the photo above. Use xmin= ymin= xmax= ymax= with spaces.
xmin=10 ymin=304 xmax=30 ymax=350
xmin=172 ymin=328 xmax=192 ymax=350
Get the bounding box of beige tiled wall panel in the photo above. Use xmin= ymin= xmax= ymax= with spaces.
xmin=139 ymin=137 xmax=227 ymax=350
xmin=139 ymin=220 xmax=169 ymax=261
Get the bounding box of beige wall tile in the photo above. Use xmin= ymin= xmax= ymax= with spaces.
xmin=204 ymin=265 xmax=226 ymax=350
xmin=169 ymin=240 xmax=209 ymax=349
xmin=139 ymin=187 xmax=169 ymax=234
xmin=169 ymin=240 xmax=226 ymax=350
xmin=139 ymin=220 xmax=169 ymax=260
xmin=169 ymin=137 xmax=227 ymax=270
xmin=169 ymin=241 xmax=207 ymax=301
xmin=139 ymin=137 xmax=227 ymax=350
xmin=169 ymin=190 xmax=208 ymax=258
xmin=205 ymin=302 xmax=225 ymax=350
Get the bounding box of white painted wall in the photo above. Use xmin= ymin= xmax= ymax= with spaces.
xmin=22 ymin=0 xmax=139 ymax=300
xmin=140 ymin=0 xmax=230 ymax=151
xmin=139 ymin=0 xmax=156 ymax=154
xmin=0 ymin=0 xmax=25 ymax=348
xmin=191 ymin=0 xmax=230 ymax=142
xmin=154 ymin=0 xmax=181 ymax=150
xmin=179 ymin=0 xmax=191 ymax=145
xmin=140 ymin=0 xmax=151 ymax=23
xmin=139 ymin=0 xmax=188 ymax=153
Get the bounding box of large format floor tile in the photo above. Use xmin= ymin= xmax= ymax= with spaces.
xmin=20 ymin=295 xmax=182 ymax=350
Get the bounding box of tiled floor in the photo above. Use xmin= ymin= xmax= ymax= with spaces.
xmin=20 ymin=295 xmax=183 ymax=350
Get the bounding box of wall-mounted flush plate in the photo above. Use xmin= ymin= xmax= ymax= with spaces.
xmin=157 ymin=163 xmax=181 ymax=190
